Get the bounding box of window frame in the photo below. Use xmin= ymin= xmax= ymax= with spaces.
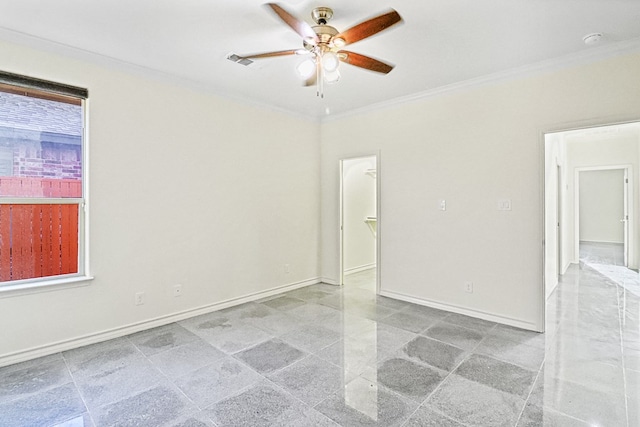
xmin=0 ymin=72 xmax=92 ymax=296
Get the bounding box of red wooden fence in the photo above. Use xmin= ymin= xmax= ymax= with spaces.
xmin=0 ymin=177 xmax=81 ymax=282
xmin=0 ymin=177 xmax=82 ymax=198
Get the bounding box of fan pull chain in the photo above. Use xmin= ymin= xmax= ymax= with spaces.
xmin=316 ymin=56 xmax=323 ymax=98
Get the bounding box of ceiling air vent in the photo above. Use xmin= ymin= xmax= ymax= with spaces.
xmin=227 ymin=53 xmax=254 ymax=67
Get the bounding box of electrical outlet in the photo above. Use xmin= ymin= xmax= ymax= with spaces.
xmin=284 ymin=264 xmax=290 ymax=274
xmin=135 ymin=292 xmax=145 ymax=305
xmin=465 ymin=281 xmax=473 ymax=293
xmin=172 ymin=284 xmax=182 ymax=297
xmin=498 ymin=199 xmax=512 ymax=211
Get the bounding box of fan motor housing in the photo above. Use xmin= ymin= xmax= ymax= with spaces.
xmin=303 ymin=25 xmax=339 ymax=52
xmin=313 ymin=25 xmax=338 ymax=43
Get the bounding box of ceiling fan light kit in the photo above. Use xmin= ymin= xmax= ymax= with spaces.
xmin=296 ymin=58 xmax=316 ymax=79
xmin=322 ymin=51 xmax=340 ymax=72
xmin=233 ymin=3 xmax=403 ymax=98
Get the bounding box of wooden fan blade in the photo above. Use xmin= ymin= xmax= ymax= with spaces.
xmin=265 ymin=3 xmax=319 ymax=44
xmin=239 ymin=49 xmax=304 ymax=60
xmin=334 ymin=10 xmax=402 ymax=46
xmin=338 ymin=51 xmax=394 ymax=74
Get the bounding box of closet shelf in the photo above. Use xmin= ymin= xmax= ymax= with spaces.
xmin=364 ymin=216 xmax=377 ymax=237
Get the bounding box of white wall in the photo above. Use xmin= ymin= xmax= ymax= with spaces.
xmin=342 ymin=156 xmax=376 ymax=273
xmin=565 ymin=129 xmax=639 ymax=266
xmin=321 ymin=53 xmax=640 ymax=331
xmin=579 ymin=169 xmax=625 ymax=243
xmin=0 ymin=39 xmax=321 ymax=363
xmin=2 ymin=42 xmax=640 ymax=362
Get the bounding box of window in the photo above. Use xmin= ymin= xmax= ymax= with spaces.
xmin=0 ymin=71 xmax=88 ymax=289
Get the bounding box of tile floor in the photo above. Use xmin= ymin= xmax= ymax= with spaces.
xmin=579 ymin=241 xmax=626 ymax=266
xmin=1 ymin=252 xmax=639 ymax=426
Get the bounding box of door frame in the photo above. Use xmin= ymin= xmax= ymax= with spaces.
xmin=574 ymin=165 xmax=633 ymax=267
xmin=339 ymin=152 xmax=381 ymax=293
xmin=557 ymin=165 xmax=562 ymax=276
xmin=543 ymin=119 xmax=640 ymax=333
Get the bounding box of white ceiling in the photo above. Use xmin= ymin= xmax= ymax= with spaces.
xmin=1 ymin=0 xmax=639 ymax=120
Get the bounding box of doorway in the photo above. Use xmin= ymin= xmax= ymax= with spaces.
xmin=544 ymin=121 xmax=640 ymax=318
xmin=339 ymin=155 xmax=379 ymax=291
xmin=576 ymin=167 xmax=630 ymax=267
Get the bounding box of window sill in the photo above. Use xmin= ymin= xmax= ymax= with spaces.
xmin=0 ymin=275 xmax=94 ymax=298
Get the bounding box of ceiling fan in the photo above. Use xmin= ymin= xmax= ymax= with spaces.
xmin=231 ymin=3 xmax=403 ymax=97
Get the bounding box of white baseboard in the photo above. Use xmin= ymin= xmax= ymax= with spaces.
xmin=379 ymin=289 xmax=539 ymax=332
xmin=344 ymin=263 xmax=376 ymax=275
xmin=0 ymin=277 xmax=321 ymax=368
xmin=320 ymin=277 xmax=339 ymax=285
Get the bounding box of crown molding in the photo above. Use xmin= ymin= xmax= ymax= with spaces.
xmin=2 ymin=25 xmax=639 ymax=125
xmin=0 ymin=27 xmax=319 ymax=123
xmin=323 ymin=37 xmax=640 ymax=123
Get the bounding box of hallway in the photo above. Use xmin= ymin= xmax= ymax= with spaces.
xmin=541 ymin=261 xmax=637 ymax=425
